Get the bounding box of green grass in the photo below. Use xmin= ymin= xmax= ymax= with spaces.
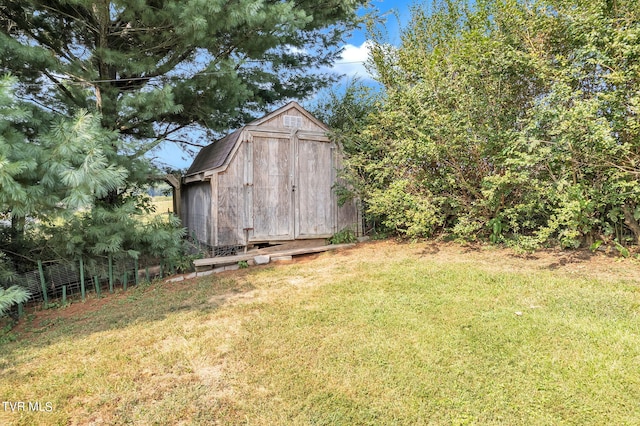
xmin=1 ymin=242 xmax=639 ymax=425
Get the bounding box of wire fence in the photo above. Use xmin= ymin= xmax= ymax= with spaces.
xmin=183 ymin=215 xmax=244 ymax=257
xmin=1 ymin=254 xmax=184 ymax=316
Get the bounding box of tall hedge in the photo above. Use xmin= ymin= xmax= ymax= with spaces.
xmin=331 ymin=0 xmax=640 ymax=249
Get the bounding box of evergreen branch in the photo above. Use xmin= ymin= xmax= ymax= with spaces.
xmin=42 ymin=70 xmax=84 ymax=108
xmin=0 ymin=7 xmax=80 ymax=65
xmin=0 ymin=248 xmax=36 ymax=263
xmin=109 ymin=25 xmax=174 ymax=36
xmin=0 ymin=286 xmax=30 ymax=317
xmin=15 ymin=94 xmax=64 ymax=115
xmin=154 ymin=123 xmax=189 ymax=140
xmin=127 ymin=124 xmax=190 ymax=159
xmin=146 ymin=48 xmax=196 ymax=80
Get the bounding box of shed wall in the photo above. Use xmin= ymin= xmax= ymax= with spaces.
xmin=216 ymin=138 xmax=246 ymax=246
xmin=337 ymin=198 xmax=362 ymax=236
xmin=182 ymin=181 xmax=212 ymax=245
xmin=335 ymin=152 xmax=362 ymax=236
xmin=258 ymin=109 xmax=326 ymax=132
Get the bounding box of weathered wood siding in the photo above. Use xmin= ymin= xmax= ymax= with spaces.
xmin=250 ymin=135 xmax=293 ymax=240
xmin=295 ymin=138 xmax=334 ymax=237
xmin=258 ymin=109 xmax=326 ymax=132
xmin=216 ymin=139 xmax=246 ymax=246
xmin=181 ymin=181 xmax=212 ymax=245
xmin=337 ymin=198 xmax=361 ymax=235
xmin=182 ymin=102 xmax=361 ymax=248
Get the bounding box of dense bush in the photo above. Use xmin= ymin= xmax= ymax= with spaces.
xmin=325 ymin=0 xmax=640 ymax=249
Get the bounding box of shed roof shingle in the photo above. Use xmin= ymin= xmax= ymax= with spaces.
xmin=185 ymin=130 xmax=241 ymax=176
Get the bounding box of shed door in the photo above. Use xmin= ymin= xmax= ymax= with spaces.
xmin=251 ymin=136 xmax=293 ymax=240
xmin=295 ymin=139 xmax=335 ymax=237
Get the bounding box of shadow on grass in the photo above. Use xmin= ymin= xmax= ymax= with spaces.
xmin=0 ymin=271 xmax=256 ymax=355
xmin=534 ymin=248 xmax=603 ymax=270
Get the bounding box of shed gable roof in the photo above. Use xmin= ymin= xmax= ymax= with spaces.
xmin=185 ymin=102 xmax=327 ymax=176
xmin=185 ymin=131 xmax=241 ymax=176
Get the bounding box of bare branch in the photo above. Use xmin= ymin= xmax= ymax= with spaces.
xmin=40 ymin=4 xmax=98 ymax=33
xmin=165 ymin=138 xmax=207 ymax=148
xmin=42 ymin=70 xmax=84 ymax=107
xmin=15 ymin=94 xmax=64 ymax=115
xmin=0 ymin=8 xmax=82 ymax=65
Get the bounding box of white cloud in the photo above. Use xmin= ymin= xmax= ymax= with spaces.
xmin=286 ymin=44 xmax=308 ymax=55
xmin=333 ymin=40 xmax=374 ymax=80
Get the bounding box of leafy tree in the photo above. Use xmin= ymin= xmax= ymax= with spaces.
xmin=332 ymin=0 xmax=640 ymax=248
xmin=311 ymin=80 xmax=382 ymax=205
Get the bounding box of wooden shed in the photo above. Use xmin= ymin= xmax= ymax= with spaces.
xmin=180 ymin=102 xmax=360 ymax=251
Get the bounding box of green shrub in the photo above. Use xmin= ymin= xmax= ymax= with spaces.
xmin=329 ymin=228 xmax=357 ymax=245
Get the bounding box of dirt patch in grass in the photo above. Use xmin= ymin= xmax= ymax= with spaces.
xmin=410 ymin=240 xmax=640 ymax=282
xmin=11 ymin=267 xmax=258 ymax=335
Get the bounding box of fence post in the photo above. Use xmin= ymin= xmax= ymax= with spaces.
xmin=160 ymin=260 xmax=164 ymax=279
xmin=94 ymin=275 xmax=101 ymax=298
xmin=134 ymin=258 xmax=139 ymax=286
xmin=62 ymin=285 xmax=67 ymax=305
xmin=145 ymin=266 xmax=150 ymax=282
xmin=108 ymin=254 xmax=114 ymax=293
xmin=123 ymin=272 xmax=128 ymax=291
xmin=79 ymin=256 xmax=86 ymax=301
xmin=18 ymin=302 xmax=23 ymax=318
xmin=37 ymin=260 xmax=48 ymax=307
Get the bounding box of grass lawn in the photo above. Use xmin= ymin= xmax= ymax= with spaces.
xmin=1 ymin=241 xmax=639 ymax=425
xmin=150 ymin=195 xmax=173 ymax=216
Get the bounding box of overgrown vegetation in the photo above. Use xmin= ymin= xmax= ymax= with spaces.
xmin=329 ymin=228 xmax=357 ymax=244
xmin=326 ymin=0 xmax=640 ymax=250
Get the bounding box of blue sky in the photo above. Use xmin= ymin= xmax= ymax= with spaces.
xmin=153 ymin=0 xmax=415 ymax=171
xmin=330 ymin=0 xmax=413 ymax=82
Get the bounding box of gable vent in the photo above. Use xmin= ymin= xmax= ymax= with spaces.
xmin=283 ymin=115 xmax=303 ymax=128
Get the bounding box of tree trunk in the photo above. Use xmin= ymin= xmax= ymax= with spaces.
xmin=622 ymin=204 xmax=640 ymax=246
xmin=10 ymin=215 xmax=25 ymax=239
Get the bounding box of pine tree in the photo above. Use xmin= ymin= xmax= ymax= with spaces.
xmin=1 ymin=1 xmax=367 ymax=279
xmin=0 ymin=75 xmax=128 ymax=222
xmin=0 ymin=0 xmax=367 ymax=200
xmin=0 ymin=75 xmax=135 ymax=274
xmin=0 ymin=284 xmax=29 ymax=319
